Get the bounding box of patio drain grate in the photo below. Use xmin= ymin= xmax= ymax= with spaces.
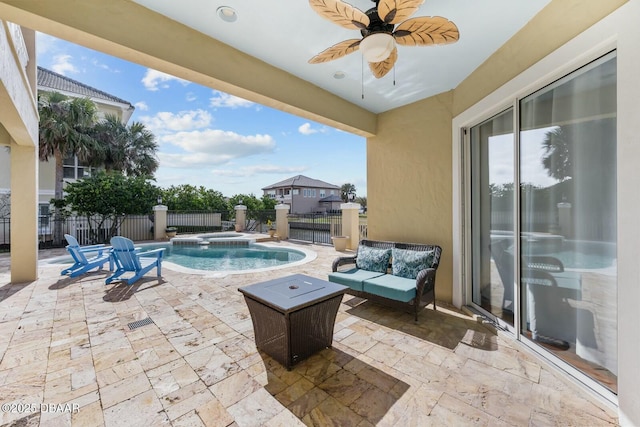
xmin=128 ymin=317 xmax=154 ymax=330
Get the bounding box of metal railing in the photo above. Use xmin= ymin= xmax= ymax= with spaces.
xmin=288 ymin=212 xmax=342 ymax=245
xmin=244 ymin=210 xmax=276 ymax=233
xmin=0 ymin=218 xmax=9 ymax=252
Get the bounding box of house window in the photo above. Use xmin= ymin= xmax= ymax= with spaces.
xmin=292 ymin=189 xmax=299 ymax=195
xmin=63 ymin=155 xmax=94 ymax=180
xmin=320 ymin=190 xmax=326 ymax=198
xmin=468 ymin=51 xmax=617 ymax=394
xmin=303 ymin=189 xmax=316 ymax=198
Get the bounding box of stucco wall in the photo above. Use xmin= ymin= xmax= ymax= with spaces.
xmin=368 ymin=91 xmax=454 ymax=302
xmin=37 ymin=159 xmax=55 ymax=194
xmin=95 ymin=103 xmax=125 ymax=120
xmin=0 ymin=20 xmax=38 ymax=146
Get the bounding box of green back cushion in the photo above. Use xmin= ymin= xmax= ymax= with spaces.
xmin=356 ymin=246 xmax=392 ymax=273
xmin=392 ymin=248 xmax=436 ymax=279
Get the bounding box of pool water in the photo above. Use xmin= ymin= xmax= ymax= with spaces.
xmin=523 ymin=240 xmax=617 ymax=270
xmin=142 ymin=243 xmax=306 ymax=271
xmin=546 ymin=250 xmax=615 ymax=269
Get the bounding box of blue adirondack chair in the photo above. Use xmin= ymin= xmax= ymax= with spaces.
xmin=106 ymin=236 xmax=165 ymax=285
xmin=61 ymin=234 xmax=112 ymax=278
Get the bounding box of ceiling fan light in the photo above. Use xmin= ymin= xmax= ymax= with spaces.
xmin=359 ymin=33 xmax=394 ymax=63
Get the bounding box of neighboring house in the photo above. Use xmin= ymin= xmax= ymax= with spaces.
xmin=262 ymin=175 xmax=341 ymax=214
xmin=0 ymin=66 xmax=134 ymax=234
xmin=3 ymin=2 xmax=640 ymax=424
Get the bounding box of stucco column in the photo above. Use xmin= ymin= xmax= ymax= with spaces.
xmin=235 ymin=205 xmax=247 ymax=231
xmin=10 ymin=143 xmax=38 ymax=283
xmin=340 ymin=203 xmax=361 ymax=250
xmin=275 ymin=204 xmax=290 ymax=239
xmin=153 ymin=204 xmax=168 ymax=240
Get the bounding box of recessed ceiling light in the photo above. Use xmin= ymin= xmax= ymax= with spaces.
xmin=217 ymin=6 xmax=237 ymax=23
xmin=333 ymin=71 xmax=346 ymax=79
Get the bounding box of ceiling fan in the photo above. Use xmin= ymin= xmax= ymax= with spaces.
xmin=308 ymin=0 xmax=459 ymax=78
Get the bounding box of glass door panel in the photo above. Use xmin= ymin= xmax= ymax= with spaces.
xmin=470 ymin=109 xmax=515 ymax=327
xmin=519 ymin=52 xmax=617 ymax=393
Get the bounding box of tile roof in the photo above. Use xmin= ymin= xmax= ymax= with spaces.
xmin=319 ymin=194 xmax=343 ymax=202
xmin=262 ymin=175 xmax=340 ymax=190
xmin=37 ymin=66 xmax=134 ymax=109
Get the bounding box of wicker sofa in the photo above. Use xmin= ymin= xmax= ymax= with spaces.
xmin=328 ymin=239 xmax=442 ymax=321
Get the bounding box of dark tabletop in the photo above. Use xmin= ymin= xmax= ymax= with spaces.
xmin=238 ymin=273 xmax=347 ymax=313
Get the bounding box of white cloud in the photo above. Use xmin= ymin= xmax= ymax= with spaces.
xmin=298 ymin=123 xmax=327 ymax=135
xmin=51 ymin=54 xmax=78 ymax=75
xmin=158 ymin=130 xmax=275 ymax=168
xmin=158 ymin=152 xmax=232 ymax=168
xmin=186 ymin=92 xmax=197 ymax=102
xmin=140 ymin=110 xmax=212 ymax=134
xmin=91 ymin=58 xmax=119 ymax=73
xmin=141 ymin=69 xmax=189 ymax=91
xmin=36 ymin=32 xmax=58 ymax=56
xmin=212 ymin=165 xmax=307 ymax=177
xmin=134 ymin=101 xmax=149 ymax=111
xmin=210 ymin=90 xmax=254 ymax=109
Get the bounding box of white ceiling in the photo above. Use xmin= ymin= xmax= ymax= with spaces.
xmin=132 ymin=0 xmax=551 ymax=114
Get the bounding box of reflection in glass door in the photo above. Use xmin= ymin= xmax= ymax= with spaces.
xmin=470 ymin=109 xmax=514 ymax=327
xmin=469 ymin=52 xmax=617 ymax=395
xmin=519 ymin=52 xmax=617 ymax=393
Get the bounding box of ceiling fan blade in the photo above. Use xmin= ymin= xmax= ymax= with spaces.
xmin=309 ymin=39 xmax=361 ymax=64
xmin=369 ymin=46 xmax=398 ymax=78
xmin=393 ymin=16 xmax=459 ymax=46
xmin=309 ymin=0 xmax=370 ymax=30
xmin=378 ymin=0 xmax=424 ymax=24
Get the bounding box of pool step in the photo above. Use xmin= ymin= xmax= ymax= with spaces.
xmin=208 ymin=240 xmax=249 ymax=247
xmin=170 ymin=237 xmax=250 ymax=247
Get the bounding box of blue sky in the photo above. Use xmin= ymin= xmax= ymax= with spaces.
xmin=36 ymin=33 xmax=367 ymax=198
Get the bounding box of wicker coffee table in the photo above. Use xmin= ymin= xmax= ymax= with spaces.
xmin=239 ymin=274 xmax=347 ymax=370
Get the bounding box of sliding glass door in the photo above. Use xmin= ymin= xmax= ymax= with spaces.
xmin=470 ymin=109 xmax=515 ymax=328
xmin=469 ymin=51 xmax=617 ymax=393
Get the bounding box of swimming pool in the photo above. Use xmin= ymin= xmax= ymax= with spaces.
xmin=47 ymin=241 xmax=316 ymax=276
xmin=143 ymin=242 xmax=311 ymax=272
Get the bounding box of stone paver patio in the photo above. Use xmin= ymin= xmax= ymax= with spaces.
xmin=0 ymin=240 xmax=618 ymax=426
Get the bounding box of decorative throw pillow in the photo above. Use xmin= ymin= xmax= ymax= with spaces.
xmin=355 ymin=246 xmax=392 ymax=273
xmin=392 ymin=248 xmax=436 ymax=279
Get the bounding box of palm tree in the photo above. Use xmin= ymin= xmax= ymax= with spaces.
xmin=38 ymin=92 xmax=100 ymax=200
xmin=356 ymin=196 xmax=367 ymax=211
xmin=91 ymin=114 xmax=159 ymax=177
xmin=541 ymin=126 xmax=573 ymax=182
xmin=340 ymin=183 xmax=356 ymax=202
xmin=38 ymin=92 xmax=100 ymax=244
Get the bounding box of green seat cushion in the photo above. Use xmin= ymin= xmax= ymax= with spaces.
xmin=391 ymin=248 xmax=436 ymax=279
xmin=356 ymin=246 xmax=392 ymax=273
xmin=363 ymin=274 xmax=416 ymax=303
xmin=328 ymin=268 xmax=385 ymax=292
